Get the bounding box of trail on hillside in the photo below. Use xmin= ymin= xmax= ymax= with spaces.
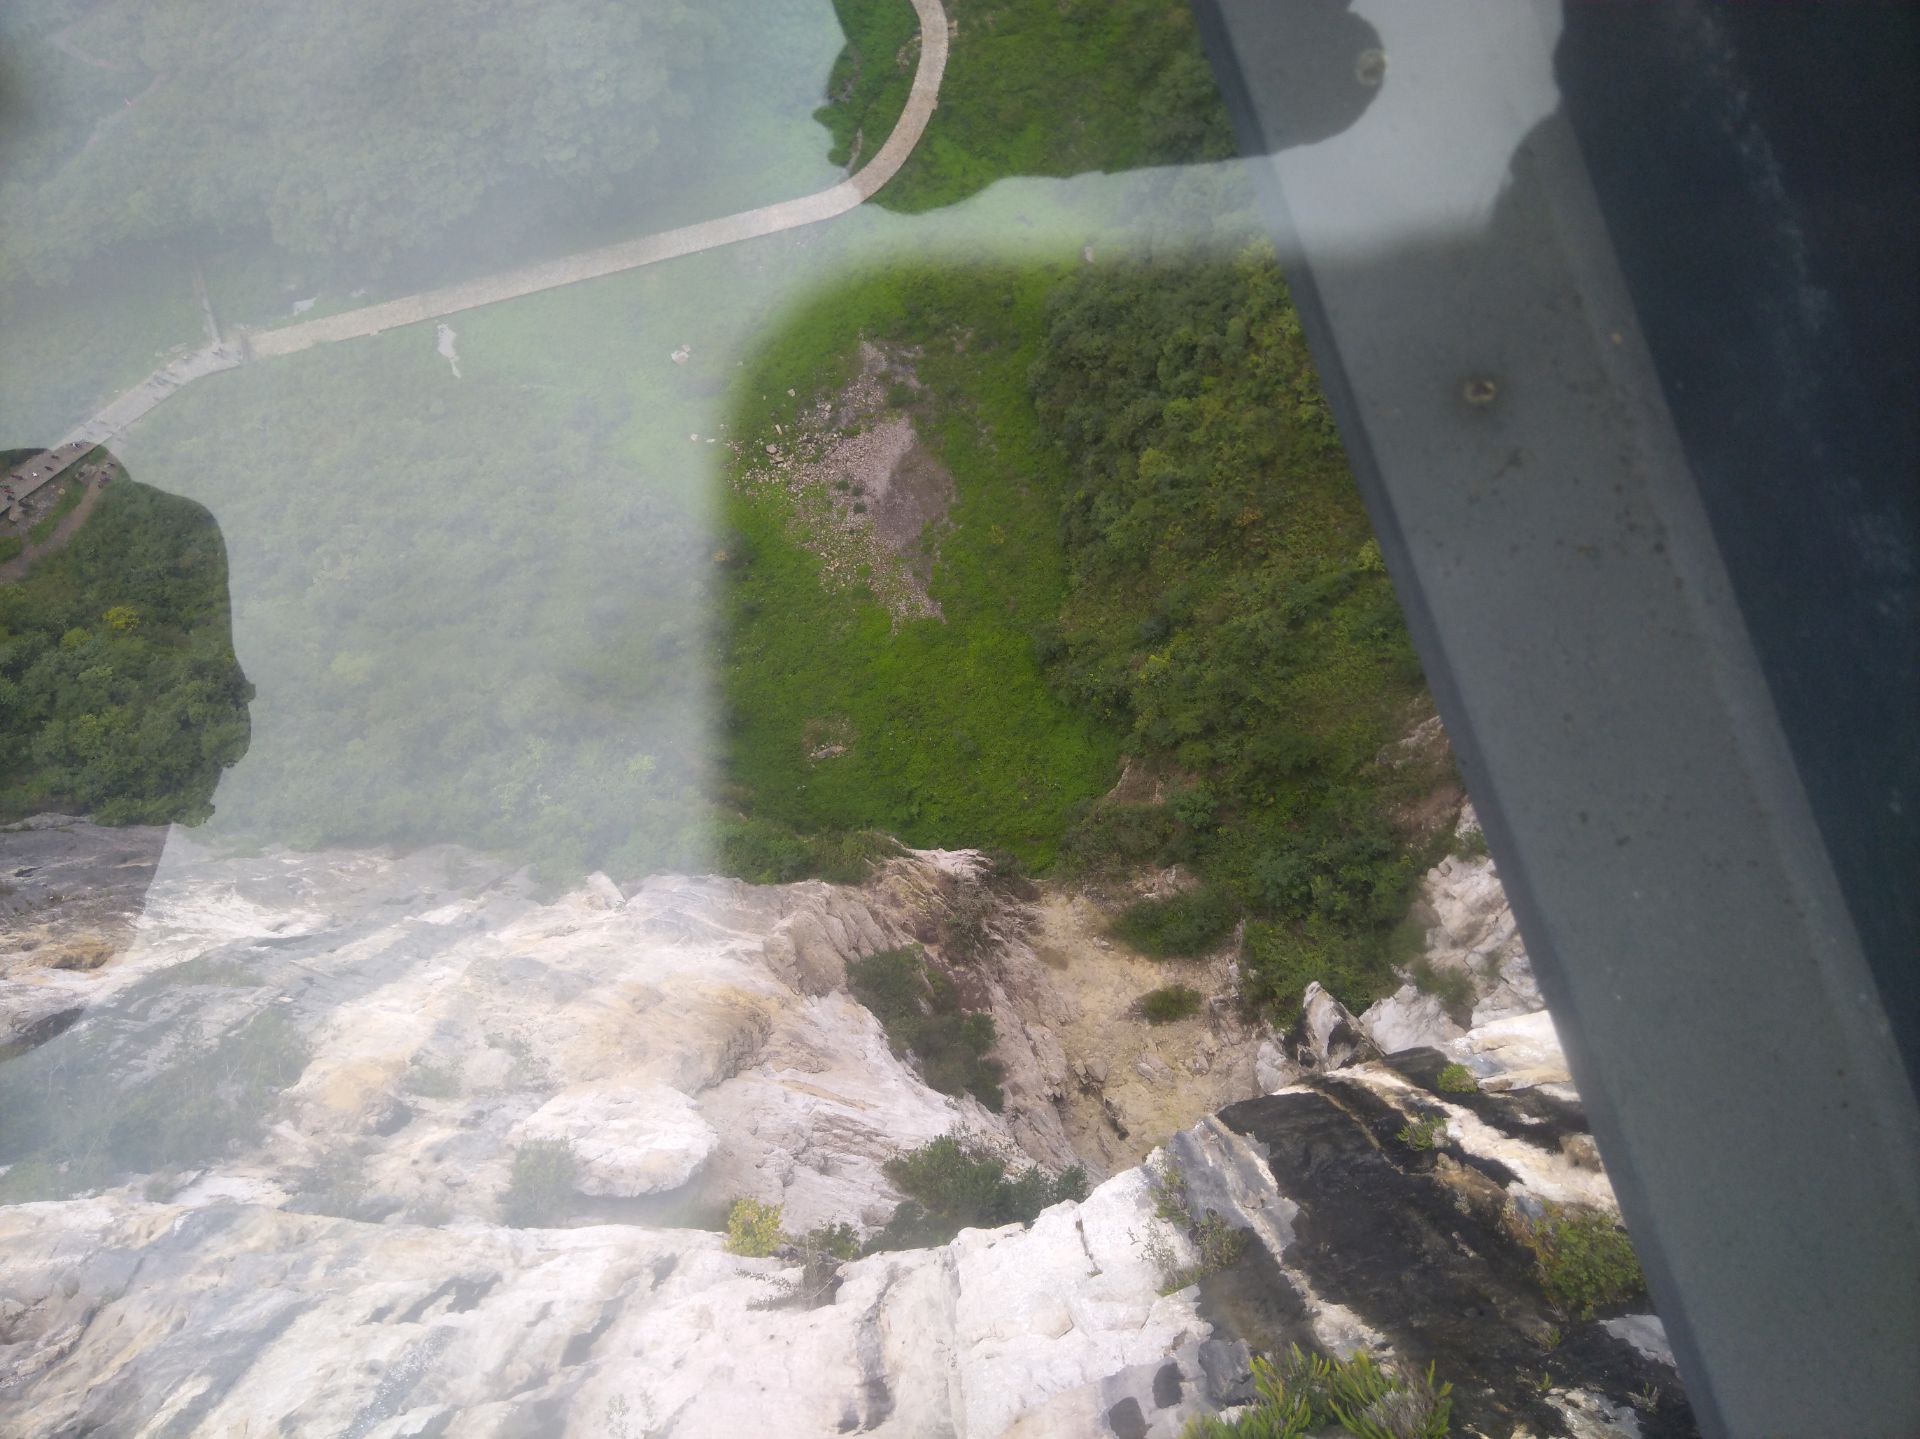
xmin=8 ymin=0 xmax=949 ymax=487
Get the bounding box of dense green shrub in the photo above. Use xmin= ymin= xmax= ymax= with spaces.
xmin=872 ymin=1135 xmax=1086 ymax=1250
xmin=848 ymin=947 xmax=1004 ymax=1109
xmin=1194 ymin=1212 xmax=1250 ymax=1275
xmin=500 ymin=1139 xmax=577 ymax=1228
xmin=715 ymin=815 xmax=815 ymax=883
xmin=765 ymin=1221 xmax=865 ymax=1306
xmin=1240 ymin=919 xmax=1401 ymax=1017
xmin=1062 ymin=800 xmax=1183 ymax=871
xmin=1436 ymin=1063 xmax=1479 ymax=1095
xmin=800 ymin=1221 xmax=861 ymax=1263
xmin=1137 ymin=984 xmax=1204 ymax=1025
xmin=1030 ymin=253 xmax=1441 ymax=1014
xmin=1113 ymin=888 xmax=1237 ymax=958
xmin=1513 ymin=1203 xmax=1646 ymax=1318
xmin=0 ymin=1160 xmax=70 ymax=1205
xmin=1452 ymin=826 xmax=1491 ymax=861
xmin=725 ymin=1197 xmax=788 ymax=1258
xmin=1249 ymin=812 xmax=1418 ymax=931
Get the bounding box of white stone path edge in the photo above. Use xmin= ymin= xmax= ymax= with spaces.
xmin=5 ymin=0 xmax=949 ymax=500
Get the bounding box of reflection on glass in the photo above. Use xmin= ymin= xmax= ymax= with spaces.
xmin=0 ymin=1 xmax=1692 ymax=1434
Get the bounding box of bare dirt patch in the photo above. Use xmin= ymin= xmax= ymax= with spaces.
xmin=1015 ymin=884 xmax=1261 ymax=1175
xmin=735 ymin=342 xmax=954 ymax=624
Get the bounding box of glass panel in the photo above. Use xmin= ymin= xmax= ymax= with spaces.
xmin=27 ymin=2 xmax=1894 ymax=1433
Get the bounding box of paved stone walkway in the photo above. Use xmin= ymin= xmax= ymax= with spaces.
xmin=3 ymin=0 xmax=948 ymax=502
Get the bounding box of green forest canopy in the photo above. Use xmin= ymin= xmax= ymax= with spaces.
xmin=0 ymin=472 xmax=252 ymax=825
xmin=814 ymin=0 xmax=1235 ymax=214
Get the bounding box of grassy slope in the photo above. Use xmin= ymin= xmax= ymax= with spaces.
xmin=718 ymin=0 xmax=1241 ymax=872
xmin=729 ymin=9 xmax=1443 ymax=1013
xmin=725 ymin=2 xmax=1443 ymax=1006
xmin=722 ymin=265 xmax=1120 ymax=869
xmin=814 ymin=0 xmax=921 ymax=171
xmin=720 ymin=246 xmax=1443 ymax=1013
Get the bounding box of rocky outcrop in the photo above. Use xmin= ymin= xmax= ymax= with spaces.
xmin=1358 ymin=984 xmax=1464 ymax=1053
xmin=0 ymin=1164 xmax=1234 ymax=1439
xmin=514 ymin=1085 xmax=717 ymax=1197
xmin=0 ymin=831 xmax=1060 ymax=1236
xmin=0 ymin=1003 xmax=1690 ymax=1438
xmin=1254 ymin=982 xmax=1383 ymax=1094
xmin=1228 ymin=1004 xmax=1692 ymax=1436
xmin=0 ymin=825 xmax=1691 ymax=1436
xmin=1354 ymin=807 xmax=1542 ymax=1058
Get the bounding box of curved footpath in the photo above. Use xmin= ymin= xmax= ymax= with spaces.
xmin=2 ymin=0 xmax=948 ymax=505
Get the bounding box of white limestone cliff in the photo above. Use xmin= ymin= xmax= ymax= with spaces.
xmin=0 ymin=822 xmax=1688 ymax=1436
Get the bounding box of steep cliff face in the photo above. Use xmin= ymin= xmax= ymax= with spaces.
xmin=1196 ymin=1006 xmax=1692 ymax=1438
xmin=0 ymin=822 xmax=1692 ymax=1436
xmin=0 ymin=1162 xmax=1226 ymax=1438
xmin=0 ymin=814 xmax=168 ymax=1050
xmin=0 ymin=827 xmax=1071 ymax=1233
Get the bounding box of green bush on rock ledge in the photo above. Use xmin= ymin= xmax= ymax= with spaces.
xmin=1182 ymin=1345 xmax=1453 ymax=1439
xmin=725 ymin=1197 xmax=788 ymax=1258
xmin=872 ymin=1136 xmax=1086 ymax=1251
xmin=848 ymin=947 xmax=1005 ymax=1109
xmin=1396 ymin=1115 xmax=1449 ymax=1152
xmin=500 ymin=1140 xmax=577 ymax=1228
xmin=1140 ymin=1152 xmax=1252 ymax=1293
xmin=1511 ymin=1201 xmax=1646 ymax=1319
